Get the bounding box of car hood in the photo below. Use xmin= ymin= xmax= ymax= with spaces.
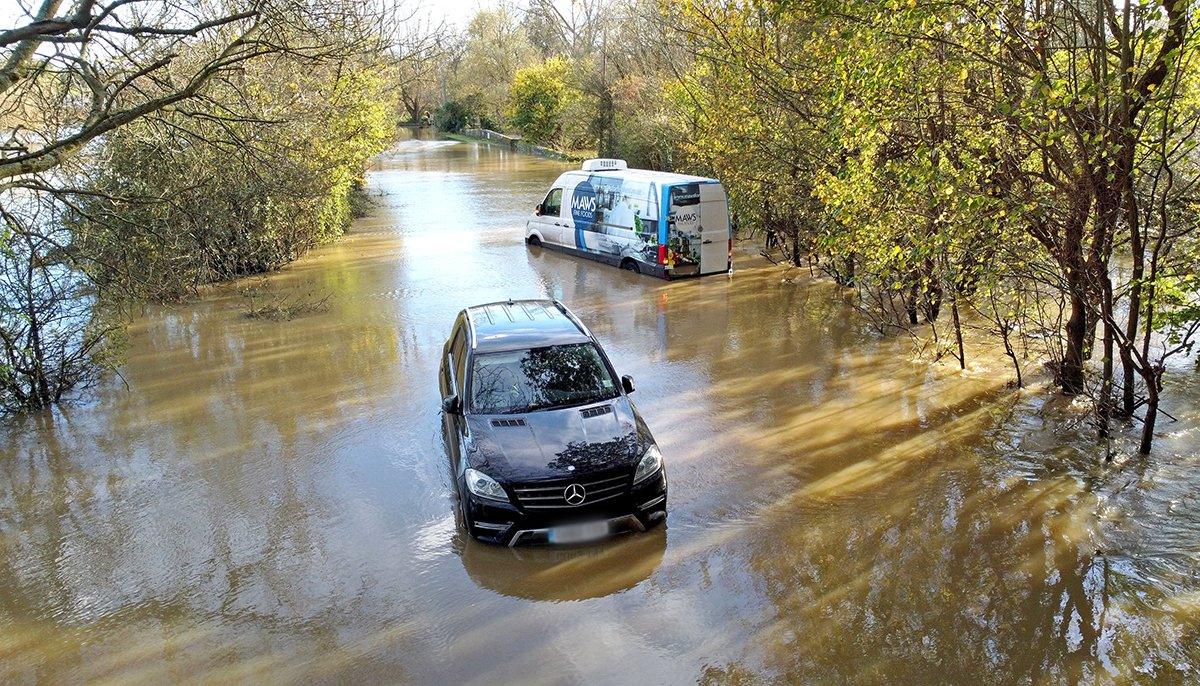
xmin=464 ymin=397 xmax=650 ymax=483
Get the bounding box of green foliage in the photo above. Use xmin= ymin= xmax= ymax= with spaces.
xmin=668 ymin=0 xmax=1200 ymax=449
xmin=452 ymin=8 xmax=539 ymax=126
xmin=434 ymin=95 xmax=495 ymax=132
xmin=78 ymin=58 xmax=397 ymax=300
xmin=607 ymin=74 xmax=686 ymax=169
xmin=507 ymin=57 xmax=575 ymax=144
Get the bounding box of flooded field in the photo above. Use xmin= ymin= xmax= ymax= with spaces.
xmin=1 ymin=130 xmax=1198 ymax=684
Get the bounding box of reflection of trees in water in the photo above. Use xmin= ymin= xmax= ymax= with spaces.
xmin=556 ymin=267 xmax=1199 ymax=680
xmin=0 ymin=409 xmax=405 ymax=683
xmin=719 ymin=428 xmax=1191 ymax=683
xmin=0 ymin=219 xmax=427 ymax=680
xmin=544 ymin=433 xmax=640 ymax=473
xmin=472 ymin=344 xmax=613 ymax=413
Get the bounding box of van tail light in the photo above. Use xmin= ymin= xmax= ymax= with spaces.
xmin=658 ymin=244 xmax=667 ymax=265
xmin=728 ymin=238 xmax=732 ymax=260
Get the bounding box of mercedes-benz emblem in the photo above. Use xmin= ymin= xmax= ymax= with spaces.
xmin=563 ymin=483 xmax=586 ymax=505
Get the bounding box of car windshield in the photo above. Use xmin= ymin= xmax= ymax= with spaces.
xmin=469 ymin=342 xmax=619 ymax=414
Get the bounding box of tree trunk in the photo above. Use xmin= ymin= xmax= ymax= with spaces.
xmin=951 ymin=292 xmax=965 ymax=370
xmin=17 ymin=232 xmax=49 ymax=407
xmin=1121 ymin=178 xmax=1143 ymax=417
xmin=1057 ymin=179 xmax=1093 ymax=396
xmin=1099 ymin=275 xmax=1115 ymax=440
xmin=1062 ymin=291 xmax=1087 ymax=394
xmin=1139 ymin=384 xmax=1158 ymax=455
xmin=1002 ymin=323 xmax=1023 ymax=388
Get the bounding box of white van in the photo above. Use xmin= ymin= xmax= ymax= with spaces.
xmin=525 ymin=159 xmax=732 ymax=278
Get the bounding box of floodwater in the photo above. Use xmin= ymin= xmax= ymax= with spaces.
xmin=2 ymin=130 xmax=1199 ymax=685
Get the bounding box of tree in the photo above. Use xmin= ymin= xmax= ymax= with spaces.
xmin=0 ymin=0 xmax=362 ymax=182
xmin=508 ymin=57 xmax=573 ymax=144
xmin=452 ymin=7 xmax=538 ymax=127
xmin=0 ymin=195 xmax=118 ymax=408
xmin=75 ymin=56 xmax=397 ymax=299
xmin=671 ymin=0 xmax=1199 ymax=453
xmin=0 ymin=0 xmax=402 ymax=411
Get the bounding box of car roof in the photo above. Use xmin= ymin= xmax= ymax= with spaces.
xmin=464 ymin=299 xmax=592 ymax=353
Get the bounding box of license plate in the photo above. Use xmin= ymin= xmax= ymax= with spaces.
xmin=549 ymin=520 xmax=609 ymax=544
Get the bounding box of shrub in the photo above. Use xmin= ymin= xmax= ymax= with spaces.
xmin=507 ymin=57 xmax=574 ymax=144
xmin=76 ymin=60 xmax=397 ymax=300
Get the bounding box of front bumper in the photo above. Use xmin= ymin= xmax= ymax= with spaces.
xmin=462 ymin=470 xmax=668 ymax=546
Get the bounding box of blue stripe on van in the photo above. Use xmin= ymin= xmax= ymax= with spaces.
xmin=659 ymin=183 xmax=669 ymax=247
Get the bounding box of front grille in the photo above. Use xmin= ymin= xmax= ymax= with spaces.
xmin=511 ymin=470 xmax=631 ymax=509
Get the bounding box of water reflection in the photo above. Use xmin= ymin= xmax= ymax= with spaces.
xmin=0 ymin=128 xmax=1196 ymax=683
xmin=457 ymin=530 xmax=666 ymax=602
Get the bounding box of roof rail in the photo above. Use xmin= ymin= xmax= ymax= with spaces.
xmin=464 ymin=307 xmax=478 ymax=349
xmin=552 ymin=300 xmax=591 ymax=338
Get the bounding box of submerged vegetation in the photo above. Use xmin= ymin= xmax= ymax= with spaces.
xmin=416 ymin=0 xmax=1200 ymax=455
xmin=78 ymin=59 xmax=396 ymax=301
xmin=0 ymin=0 xmax=408 ymax=409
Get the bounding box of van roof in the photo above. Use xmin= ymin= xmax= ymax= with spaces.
xmin=562 ymin=167 xmax=718 ymax=185
xmin=464 ymin=299 xmax=591 ymax=352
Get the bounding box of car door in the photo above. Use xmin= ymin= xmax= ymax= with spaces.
xmin=532 ymin=187 xmax=565 ymax=245
xmin=441 ymin=319 xmax=469 ymax=472
xmin=439 ymin=316 xmax=462 ymax=398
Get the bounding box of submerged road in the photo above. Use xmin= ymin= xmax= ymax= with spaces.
xmin=1 ymin=130 xmax=1198 ymax=684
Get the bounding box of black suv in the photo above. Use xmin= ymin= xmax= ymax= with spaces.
xmin=439 ymin=299 xmax=667 ymax=545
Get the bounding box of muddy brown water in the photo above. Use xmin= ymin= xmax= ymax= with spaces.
xmin=1 ymin=130 xmax=1198 ymax=684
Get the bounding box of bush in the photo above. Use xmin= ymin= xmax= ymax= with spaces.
xmin=76 ymin=59 xmax=397 ymax=300
xmin=434 ymin=99 xmax=473 ymax=132
xmin=507 ymin=57 xmax=574 ymax=144
xmin=434 ymin=95 xmax=495 ymax=132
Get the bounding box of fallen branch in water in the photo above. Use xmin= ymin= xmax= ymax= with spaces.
xmin=239 ymin=281 xmax=331 ymax=321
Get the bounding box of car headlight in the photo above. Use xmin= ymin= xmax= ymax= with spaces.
xmin=464 ymin=468 xmax=508 ymax=501
xmin=633 ymin=445 xmax=663 ymax=484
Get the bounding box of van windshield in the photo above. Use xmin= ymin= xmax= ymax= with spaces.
xmin=469 ymin=343 xmax=618 ymax=414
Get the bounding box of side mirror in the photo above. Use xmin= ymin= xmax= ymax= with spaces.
xmin=441 ymin=394 xmax=462 ymax=415
xmin=621 ymin=375 xmax=635 ymax=394
xmin=534 ymin=204 xmax=543 ymax=216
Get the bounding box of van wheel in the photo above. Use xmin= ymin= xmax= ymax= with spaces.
xmin=527 ymin=235 xmax=542 ymax=247
xmin=621 ymin=259 xmax=640 ymax=274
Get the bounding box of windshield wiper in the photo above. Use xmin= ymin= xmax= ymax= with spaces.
xmin=516 ymin=394 xmax=614 ymax=414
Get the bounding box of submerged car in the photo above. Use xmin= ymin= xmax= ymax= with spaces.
xmin=438 ymin=299 xmax=667 ymax=546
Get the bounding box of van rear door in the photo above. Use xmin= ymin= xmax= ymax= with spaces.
xmin=697 ymin=184 xmax=731 ymax=274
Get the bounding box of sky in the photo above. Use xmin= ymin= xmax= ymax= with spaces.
xmin=421 ymin=0 xmax=506 ymax=28
xmin=0 ymin=0 xmax=514 ymax=32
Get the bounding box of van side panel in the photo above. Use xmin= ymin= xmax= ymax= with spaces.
xmin=564 ymin=173 xmax=661 ymax=269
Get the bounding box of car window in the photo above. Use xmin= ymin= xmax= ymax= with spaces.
xmin=542 ymin=188 xmax=563 ymax=217
xmin=469 ymin=342 xmax=618 ymax=414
